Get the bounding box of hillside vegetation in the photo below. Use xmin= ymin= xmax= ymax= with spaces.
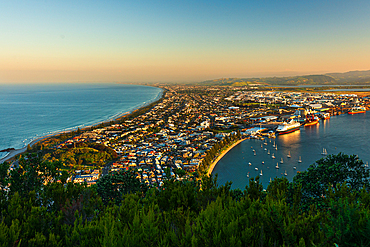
xmin=198 ymin=70 xmax=370 ymax=86
xmin=326 ymin=70 xmax=370 ymax=84
xmin=1 ymin=153 xmax=370 ymax=246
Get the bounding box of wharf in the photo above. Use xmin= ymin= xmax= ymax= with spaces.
xmin=259 ymin=122 xmax=283 ymax=129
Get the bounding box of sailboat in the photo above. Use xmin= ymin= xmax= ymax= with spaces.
xmin=275 ymin=163 xmax=279 ymax=169
xmin=287 ymin=151 xmax=291 ymax=158
xmin=247 ymin=172 xmax=250 ymax=178
xmin=298 ymin=156 xmax=302 ymax=163
xmin=272 ymin=153 xmax=275 ymax=159
xmin=280 ymin=158 xmax=284 ymax=164
xmin=284 ymin=170 xmax=287 ymax=176
xmin=261 ymin=144 xmax=263 ymax=148
xmin=254 ymin=151 xmax=256 ymax=156
xmin=260 ymin=170 xmax=263 ymax=176
xmin=321 ymin=148 xmax=328 ymax=155
xmin=267 ymin=150 xmax=270 ymax=155
xmin=275 ymin=145 xmax=278 ymax=150
xmin=273 ymin=141 xmax=276 ymax=147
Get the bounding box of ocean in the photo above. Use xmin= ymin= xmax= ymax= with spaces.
xmin=212 ymin=113 xmax=370 ymax=189
xmin=0 ymin=83 xmax=162 ymax=160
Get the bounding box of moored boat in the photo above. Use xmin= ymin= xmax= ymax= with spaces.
xmin=304 ymin=115 xmax=319 ymax=127
xmin=348 ymin=106 xmax=366 ymax=114
xmin=276 ymin=120 xmax=301 ymax=135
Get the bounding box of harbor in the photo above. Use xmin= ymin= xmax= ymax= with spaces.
xmin=212 ymin=112 xmax=370 ymax=188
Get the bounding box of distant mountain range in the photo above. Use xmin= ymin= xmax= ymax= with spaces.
xmin=197 ymin=70 xmax=370 ymax=86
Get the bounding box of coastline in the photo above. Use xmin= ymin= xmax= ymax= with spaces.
xmin=0 ymin=85 xmax=164 ymax=164
xmin=207 ymin=138 xmax=247 ymax=176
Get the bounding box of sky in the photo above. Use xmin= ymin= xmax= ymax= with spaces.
xmin=1 ymin=0 xmax=370 ymax=83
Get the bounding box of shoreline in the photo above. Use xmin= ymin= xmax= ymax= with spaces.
xmin=0 ymin=85 xmax=164 ymax=164
xmin=207 ymin=138 xmax=247 ymax=176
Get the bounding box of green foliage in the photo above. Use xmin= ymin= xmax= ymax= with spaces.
xmin=43 ymin=143 xmax=117 ymax=168
xmin=1 ymin=153 xmax=370 ymax=246
xmin=8 ymin=155 xmax=68 ymax=199
xmin=245 ymin=176 xmax=263 ymax=201
xmin=322 ymin=198 xmax=370 ymax=246
xmin=293 ymin=153 xmax=370 ymax=210
xmin=96 ymin=169 xmax=148 ymax=205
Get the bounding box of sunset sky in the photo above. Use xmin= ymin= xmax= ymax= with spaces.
xmin=1 ymin=0 xmax=370 ymax=83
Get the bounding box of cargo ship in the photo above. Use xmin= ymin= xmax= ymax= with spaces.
xmin=348 ymin=106 xmax=366 ymax=114
xmin=276 ymin=120 xmax=301 ymax=135
xmin=304 ymin=115 xmax=319 ymax=127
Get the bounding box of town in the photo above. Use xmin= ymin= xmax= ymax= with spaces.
xmin=49 ymin=85 xmax=370 ymax=186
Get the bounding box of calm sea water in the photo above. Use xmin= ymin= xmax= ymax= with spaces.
xmin=0 ymin=83 xmax=162 ymax=159
xmin=213 ymin=113 xmax=370 ymax=189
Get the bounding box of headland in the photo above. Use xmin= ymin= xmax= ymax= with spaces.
xmin=1 ymin=83 xmax=370 ymax=188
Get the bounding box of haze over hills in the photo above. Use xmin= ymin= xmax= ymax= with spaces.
xmin=197 ymin=70 xmax=370 ymax=86
xmin=326 ymin=70 xmax=370 ymax=84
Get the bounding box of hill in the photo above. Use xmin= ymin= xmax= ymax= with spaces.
xmin=325 ymin=70 xmax=370 ymax=84
xmin=199 ymin=75 xmax=336 ymax=86
xmin=198 ymin=70 xmax=370 ymax=86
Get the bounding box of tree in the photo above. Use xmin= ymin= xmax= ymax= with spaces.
xmin=245 ymin=176 xmax=263 ymax=201
xmin=293 ymin=153 xmax=370 ymax=209
xmin=96 ymin=170 xmax=148 ymax=205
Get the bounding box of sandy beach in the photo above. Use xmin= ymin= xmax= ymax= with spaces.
xmin=207 ymin=138 xmax=247 ymax=176
xmin=0 ymin=111 xmax=138 ymax=164
xmin=0 ymin=88 xmax=164 ymax=164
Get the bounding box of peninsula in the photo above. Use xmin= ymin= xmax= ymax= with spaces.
xmin=3 ymin=84 xmax=369 ymax=187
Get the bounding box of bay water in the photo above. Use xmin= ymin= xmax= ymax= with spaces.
xmin=212 ymin=113 xmax=370 ymax=189
xmin=0 ymin=83 xmax=162 ymax=160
